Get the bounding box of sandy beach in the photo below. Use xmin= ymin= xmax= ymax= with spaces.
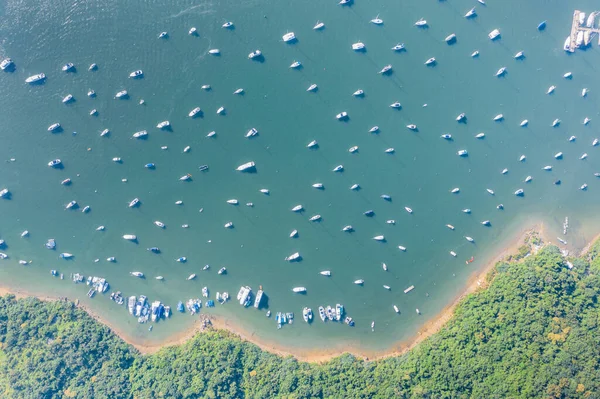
xmin=0 ymin=223 xmax=554 ymax=363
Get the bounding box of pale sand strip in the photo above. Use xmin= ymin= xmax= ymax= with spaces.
xmin=0 ymin=224 xmax=552 ymax=363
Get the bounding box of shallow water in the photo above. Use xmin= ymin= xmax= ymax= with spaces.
xmin=0 ymin=0 xmax=599 ymax=353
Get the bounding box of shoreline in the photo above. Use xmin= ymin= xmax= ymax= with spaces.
xmin=0 ymin=223 xmax=550 ymax=363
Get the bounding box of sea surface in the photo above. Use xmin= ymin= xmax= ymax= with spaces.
xmin=0 ymin=0 xmax=599 ymax=353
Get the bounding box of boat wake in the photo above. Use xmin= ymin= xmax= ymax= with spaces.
xmin=169 ymin=4 xmax=215 ymax=19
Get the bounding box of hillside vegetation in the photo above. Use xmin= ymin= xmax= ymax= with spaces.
xmin=0 ymin=242 xmax=599 ymax=398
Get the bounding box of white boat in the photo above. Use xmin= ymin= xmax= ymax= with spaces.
xmin=188 ymin=107 xmax=201 ymax=118
xmin=580 ymin=153 xmax=588 ymax=160
xmin=186 ymin=274 xmax=196 ymax=281
xmin=457 ymin=150 xmax=468 ymax=157
xmin=290 ymin=61 xmax=301 ymax=69
xmin=446 ymin=224 xmax=455 ymax=230
xmin=465 ymin=236 xmax=474 ymax=242
xmin=88 ymin=63 xmax=97 ymax=71
xmin=112 ymin=157 xmax=122 ymax=163
xmin=352 ymin=42 xmax=365 ymax=51
xmin=354 ymin=279 xmax=364 ymax=285
xmin=515 ymin=189 xmax=524 ymax=196
xmin=487 ymin=188 xmax=495 ymax=195
xmin=406 ymin=124 xmax=417 ymax=130
xmin=348 ymin=146 xmax=359 ymax=153
xmin=100 ymin=129 xmax=110 ymax=137
xmin=353 ymin=89 xmax=364 ymax=96
xmin=208 ymin=49 xmax=220 ymax=55
xmin=87 ymin=89 xmax=95 ymax=97
xmin=543 ymin=165 xmax=552 ymax=171
xmin=441 ymin=134 xmax=452 ymax=140
xmin=291 ymin=205 xmax=303 ymax=212
xmin=189 ymin=27 xmax=197 ymax=35
xmin=393 ymin=305 xmax=399 ymax=313
xmin=233 ymin=88 xmax=244 ymax=95
xmin=581 ymin=184 xmax=588 ymax=191
xmin=132 ymin=130 xmax=147 ymax=138
xmin=312 ymin=183 xmax=324 ymax=189
xmin=336 ymin=112 xmax=348 ymax=120
xmin=320 ymin=270 xmax=331 ymax=276
xmin=404 ymin=285 xmax=415 ymax=294
xmin=525 ymin=176 xmax=532 ymax=183
xmin=471 ymin=50 xmax=480 ymax=57
xmin=285 ymin=252 xmax=301 ymax=261
xmin=216 ymin=106 xmax=225 ymax=115
xmin=582 ymin=88 xmax=589 ymax=97
xmin=176 ymin=256 xmax=187 ymax=262
xmin=158 ymin=31 xmax=167 ymax=38
xmin=224 ymin=222 xmax=233 ymax=228
xmin=313 ymin=21 xmax=325 ymax=30
xmin=462 ymin=208 xmax=471 ymax=213
xmin=514 ymin=51 xmax=524 ymax=59
xmin=227 ymin=199 xmax=239 ymax=205
xmin=245 ymin=127 xmax=258 ymax=138
xmin=552 ymin=119 xmax=561 ymax=127
xmin=405 ymin=206 xmax=413 ymax=213
xmin=342 ymin=225 xmax=353 ymax=232
xmin=350 ymin=184 xmax=360 ymax=190
xmin=61 ymin=62 xmax=74 ymax=72
xmin=0 ymin=58 xmax=13 ymax=70
xmin=222 ymin=21 xmax=233 ymax=28
xmin=564 ymin=72 xmax=572 ymax=79
xmin=307 ymin=140 xmax=318 ymax=148
xmin=25 ymin=73 xmax=46 ymax=83
xmin=282 ymin=32 xmax=296 ymax=42
xmin=154 ymin=221 xmax=165 ymax=228
xmin=378 ymin=64 xmax=392 ymax=74
xmin=369 ymin=126 xmax=379 ymax=133
xmin=415 ymin=18 xmax=427 ymax=26
xmin=156 ymin=121 xmax=170 ymax=129
xmin=129 ymin=70 xmax=143 ymax=78
xmin=48 ymin=123 xmax=61 ymax=132
xmin=48 ymin=159 xmax=62 ymax=167
xmin=0 ymin=188 xmax=8 ymax=198
xmin=391 ymin=43 xmax=405 ymax=51
xmin=292 ymin=287 xmax=306 ymax=293
xmin=290 ymin=229 xmax=298 ymax=238
xmin=451 ymin=188 xmax=460 ymax=193
xmin=382 ymin=263 xmax=388 ymax=271
xmin=450 ymin=251 xmax=457 ymax=257
xmin=584 ymin=117 xmax=591 ymax=125
xmin=332 ymin=165 xmax=344 ymax=172
xmin=123 ymin=234 xmax=137 ymax=241
xmin=425 ymin=57 xmax=436 ymax=66
xmin=593 ymin=139 xmax=599 ymax=147
xmin=445 ymin=33 xmax=456 ymax=43
xmin=248 ymin=50 xmax=262 ymax=59
xmin=384 ymin=148 xmax=395 ymax=154
xmin=62 ymin=94 xmax=73 ymax=103
xmin=555 ymin=152 xmax=563 ymax=159
xmin=370 ymin=15 xmax=383 ymax=25
xmin=569 ymin=136 xmax=576 ymax=142
xmin=496 ymin=67 xmax=506 ymax=77
xmin=488 ymin=29 xmax=500 ymax=40
xmin=520 ymin=155 xmax=527 ymax=161
xmin=114 ymin=90 xmax=128 ymax=99
xmin=236 ymin=161 xmax=255 ymax=171
xmin=465 ymin=7 xmax=476 ymax=18
xmin=373 ymin=235 xmax=385 ymax=241
xmin=390 ymin=102 xmax=402 ymax=109
xmin=130 ymin=272 xmax=144 ymax=278
xmin=493 ymin=114 xmax=504 ymax=121
xmin=128 ymin=198 xmax=140 ymax=208
xmin=65 ymin=200 xmax=77 ymax=210
xmin=398 ymin=245 xmax=406 ymax=251
xmin=502 ymin=168 xmax=508 ymax=174
xmin=520 ymin=119 xmax=528 ymax=127
xmin=456 ymin=113 xmax=466 ymax=122
xmin=90 ymin=109 xmax=98 ymax=116
xmin=260 ymin=188 xmax=270 ymax=194
xmin=306 ymin=83 xmax=318 ymax=92
xmin=475 ymin=133 xmax=485 ymax=139
xmin=547 ymin=85 xmax=556 ymax=95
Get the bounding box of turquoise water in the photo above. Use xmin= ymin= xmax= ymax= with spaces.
xmin=0 ymin=0 xmax=599 ymax=353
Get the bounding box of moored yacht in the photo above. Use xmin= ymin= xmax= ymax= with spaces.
xmin=285 ymin=252 xmax=301 ymax=262
xmin=320 ymin=270 xmax=331 ymax=276
xmin=465 ymin=7 xmax=476 ymax=18
xmin=48 ymin=159 xmax=62 ymax=168
xmin=306 ymin=83 xmax=318 ymax=92
xmin=61 ymin=62 xmax=74 ymax=72
xmin=292 ymin=287 xmax=306 ymax=293
xmin=390 ymin=102 xmax=402 ymax=108
xmin=415 ymin=18 xmax=427 ymax=27
xmin=332 ymin=164 xmax=344 ymax=172
xmin=369 ymin=126 xmax=379 ymax=133
xmin=248 ymin=50 xmax=262 ymax=59
xmin=353 ymin=89 xmax=364 ymax=96
xmin=552 ymin=119 xmax=560 ymax=127
xmin=336 ymin=112 xmax=348 ymax=120
xmin=496 ymin=67 xmax=506 ymax=77
xmin=156 ymin=120 xmax=170 ymax=129
xmin=48 ymin=123 xmax=61 ymax=132
xmin=352 ymin=42 xmax=365 ymax=51
xmin=520 ymin=119 xmax=528 ymax=127
xmin=307 ymin=140 xmax=318 ymax=148
xmin=0 ymin=58 xmax=13 ymax=70
xmin=282 ymin=32 xmax=296 ymax=42
xmin=289 ymin=61 xmax=301 ymax=69
xmin=391 ymin=43 xmax=405 ymax=51
xmin=514 ymin=51 xmax=524 ymax=59
xmin=291 ymin=204 xmax=303 ymax=212
xmin=488 ymin=29 xmax=500 ymax=40
xmin=189 ymin=107 xmax=201 ymax=117
xmin=129 ymin=70 xmax=143 ymax=78
xmin=370 ymin=15 xmax=383 ymax=25
xmin=547 ymin=85 xmax=556 ymax=94
xmin=493 ymin=114 xmax=504 ymax=121
xmin=208 ymin=49 xmax=220 ymax=55
xmin=25 ymin=73 xmax=46 ymax=83
xmin=313 ymin=21 xmax=325 ymax=30
xmin=445 ymin=33 xmax=456 ymax=43
xmin=62 ymin=94 xmax=73 ymax=103
xmin=378 ymin=64 xmax=392 ymax=74
xmin=425 ymin=57 xmax=436 ymax=66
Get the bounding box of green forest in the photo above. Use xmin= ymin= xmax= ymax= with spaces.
xmin=1 ymin=240 xmax=599 ymax=398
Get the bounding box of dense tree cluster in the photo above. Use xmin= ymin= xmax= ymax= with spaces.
xmin=0 ymin=242 xmax=599 ymax=398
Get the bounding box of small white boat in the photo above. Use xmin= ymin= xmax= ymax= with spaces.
xmin=306 ymin=83 xmax=318 ymax=92
xmin=336 ymin=112 xmax=348 ymax=120
xmin=353 ymin=89 xmax=364 ymax=96
xmin=313 ymin=21 xmax=325 ymax=30
xmin=520 ymin=155 xmax=527 ymax=162
xmin=129 ymin=70 xmax=143 ymax=78
xmin=154 ymin=221 xmax=165 ymax=228
xmin=354 ymin=279 xmax=364 ymax=285
xmin=569 ymin=136 xmax=576 ymax=142
xmin=155 ymin=276 xmax=164 ymax=280
xmin=0 ymin=58 xmax=13 ymax=70
xmin=208 ymin=49 xmax=220 ymax=55
xmin=582 ymin=88 xmax=589 ymax=97
xmin=87 ymin=90 xmax=95 ymax=97
xmin=320 ymin=270 xmax=331 ymax=276
xmin=580 ymin=184 xmax=588 ymax=191
xmin=290 ymin=230 xmax=298 ymax=238
xmin=115 ymin=90 xmax=128 ymax=98
xmin=224 ymin=222 xmax=233 ymax=228
xmin=552 ymin=119 xmax=561 ymax=127
xmin=405 ymin=207 xmax=413 ymax=214
xmin=373 ymin=235 xmax=385 ymax=241
xmin=260 ymin=188 xmax=270 ymax=194
xmin=390 ymin=102 xmax=402 ymax=108
xmin=488 ymin=29 xmax=500 ymax=40
xmin=48 ymin=123 xmax=61 ymax=132
xmin=369 ymin=126 xmax=379 ymax=133
xmin=282 ymin=32 xmax=296 ymax=42
xmin=487 ymin=188 xmax=495 ymax=195
xmin=342 ymin=225 xmax=353 ymax=232
xmin=227 ymin=199 xmax=239 ymax=205
xmin=156 ymin=120 xmax=170 ymax=129
xmin=515 ymin=189 xmax=524 ymax=196
xmin=580 ymin=153 xmax=588 ymax=160
xmin=391 ymin=43 xmax=405 ymax=51
xmin=384 ymin=148 xmax=395 ymax=154
xmin=233 ymin=88 xmax=244 ymax=95
xmin=222 ymin=21 xmax=233 ymax=28
xmin=445 ymin=33 xmax=456 ymax=43
xmin=216 ymin=106 xmax=225 ymax=115
xmin=48 ymin=159 xmax=62 ymax=168
xmin=475 ymin=133 xmax=485 ymax=139
xmin=514 ymin=51 xmax=524 ymax=59
xmin=130 ymin=272 xmax=144 ymax=278
xmin=547 ymin=85 xmax=556 ymax=95
xmin=458 ymin=149 xmax=468 ymax=157
xmin=543 ymin=165 xmax=552 ymax=171
xmin=189 ymin=27 xmax=197 ymax=35
xmin=309 ymin=214 xmax=322 ymax=222
xmin=307 ymin=140 xmax=318 ymax=148
xmin=378 ymin=64 xmax=392 ymax=74
xmin=441 ymin=134 xmax=452 ymax=140
xmin=446 ymin=224 xmax=455 ymax=230
xmin=406 ymin=124 xmax=417 ymax=130
xmin=289 ymin=61 xmax=301 ymax=69
xmin=332 ymin=165 xmax=344 ymax=172
xmin=451 ymin=188 xmax=460 ymax=193
xmin=465 ymin=7 xmax=476 ymax=18
xmin=398 ymin=245 xmax=406 ymax=251
xmin=450 ymin=251 xmax=457 ymax=257
xmin=62 ymin=94 xmax=73 ymax=103
xmin=493 ymin=114 xmax=504 ymax=121
xmin=129 ymin=198 xmax=140 ymax=208
xmin=285 ymin=252 xmax=301 ymax=261
xmin=122 ymin=234 xmax=137 ymax=241
xmin=456 ymin=113 xmax=466 ymax=122
xmin=555 ymin=152 xmax=563 ymax=159
xmin=292 ymin=287 xmax=306 ymax=293
xmin=25 ymin=73 xmax=46 ymax=83
xmin=132 ymin=130 xmax=147 ymax=139
xmin=564 ymin=72 xmax=572 ymax=79
xmin=465 ymin=236 xmax=474 ymax=242
xmin=593 ymin=139 xmax=599 ymax=147
xmin=248 ymin=49 xmax=262 ymax=59
xmin=520 ymin=119 xmax=529 ymax=127
xmin=425 ymin=57 xmax=436 ymax=66
xmin=348 ymin=145 xmax=359 ymax=153
xmin=501 ymin=168 xmax=508 ymax=174
xmin=291 ymin=204 xmax=304 ymax=212
xmin=90 ymin=109 xmax=98 ymax=116
xmin=350 ymin=184 xmax=360 ymax=190
xmin=189 ymin=107 xmax=201 ymax=118
xmin=186 ymin=274 xmax=196 ymax=281
xmin=584 ymin=117 xmax=591 ymax=125
xmin=414 ymin=18 xmax=427 ymax=27
xmin=312 ymin=183 xmax=324 ymax=189
xmin=352 ymin=42 xmax=365 ymax=51
xmin=61 ymin=62 xmax=74 ymax=72
xmin=462 ymin=209 xmax=471 ymax=213
xmin=158 ymin=31 xmax=168 ymax=38
xmin=496 ymin=67 xmax=506 ymax=77
xmin=370 ymin=15 xmax=383 ymax=25
xmin=471 ymin=50 xmax=480 ymax=57
xmin=525 ymin=176 xmax=532 ymax=183
xmin=88 ymin=63 xmax=97 ymax=71
xmin=386 ymin=220 xmax=395 ymax=225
